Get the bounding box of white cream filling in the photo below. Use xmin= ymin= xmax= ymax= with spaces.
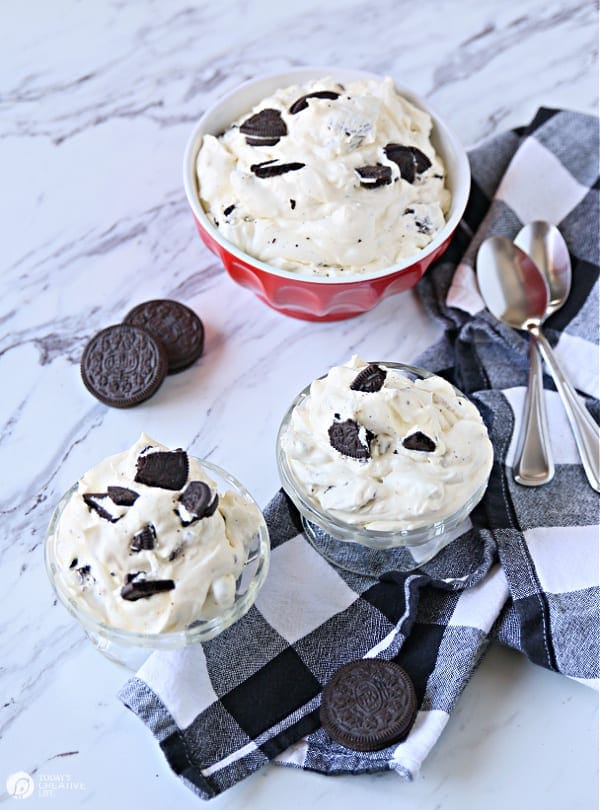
xmin=196 ymin=76 xmax=451 ymax=277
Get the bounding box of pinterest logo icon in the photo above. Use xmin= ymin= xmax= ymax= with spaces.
xmin=6 ymin=772 xmax=34 ymax=800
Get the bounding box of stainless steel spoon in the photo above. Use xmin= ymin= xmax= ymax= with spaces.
xmin=477 ymin=236 xmax=600 ymax=493
xmin=510 ymin=222 xmax=572 ymax=486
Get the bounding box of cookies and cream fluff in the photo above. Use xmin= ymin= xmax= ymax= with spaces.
xmin=49 ymin=435 xmax=263 ymax=634
xmin=196 ymin=76 xmax=450 ymax=277
xmin=281 ymin=357 xmax=493 ymax=531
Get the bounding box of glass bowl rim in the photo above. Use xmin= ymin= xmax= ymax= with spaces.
xmin=276 ymin=361 xmax=490 ymax=550
xmin=45 ymin=457 xmax=270 ymax=648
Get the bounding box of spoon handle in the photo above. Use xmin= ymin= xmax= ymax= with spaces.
xmin=513 ymin=340 xmax=555 ymax=486
xmin=530 ymin=327 xmax=600 ymax=493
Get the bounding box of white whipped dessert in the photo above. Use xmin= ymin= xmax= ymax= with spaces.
xmin=196 ymin=76 xmax=450 ymax=277
xmin=281 ymin=357 xmax=493 ymax=530
xmin=49 ymin=435 xmax=263 ymax=634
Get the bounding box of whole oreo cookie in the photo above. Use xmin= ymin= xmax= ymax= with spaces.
xmin=80 ymin=324 xmax=168 ymax=408
xmin=124 ymin=299 xmax=205 ymax=374
xmin=320 ymin=659 xmax=417 ymax=752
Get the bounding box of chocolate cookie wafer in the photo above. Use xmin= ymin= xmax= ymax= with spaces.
xmin=80 ymin=323 xmax=168 ymax=408
xmin=328 ymin=418 xmax=371 ymax=461
xmin=320 ymin=659 xmax=417 ymax=751
xmin=239 ymin=108 xmax=287 ymax=147
xmin=124 ymin=299 xmax=204 ymax=373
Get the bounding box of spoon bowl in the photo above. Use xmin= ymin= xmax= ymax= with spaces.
xmin=514 ymin=221 xmax=572 ymax=315
xmin=476 ymin=237 xmax=549 ymax=329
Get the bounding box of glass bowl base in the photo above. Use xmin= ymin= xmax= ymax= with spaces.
xmin=86 ymin=630 xmax=157 ymax=671
xmin=301 ymin=517 xmax=462 ymax=576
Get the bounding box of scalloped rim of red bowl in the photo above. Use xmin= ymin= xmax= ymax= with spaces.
xmin=183 ymin=67 xmax=471 ymax=286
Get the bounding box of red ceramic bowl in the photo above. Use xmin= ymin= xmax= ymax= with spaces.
xmin=183 ymin=68 xmax=470 ymax=321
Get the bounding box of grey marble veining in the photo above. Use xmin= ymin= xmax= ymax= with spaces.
xmin=0 ymin=1 xmax=598 ymax=807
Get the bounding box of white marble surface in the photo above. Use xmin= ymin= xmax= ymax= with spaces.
xmin=1 ymin=0 xmax=598 ymax=807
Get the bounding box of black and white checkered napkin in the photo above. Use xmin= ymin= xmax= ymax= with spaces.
xmin=119 ymin=109 xmax=599 ymax=799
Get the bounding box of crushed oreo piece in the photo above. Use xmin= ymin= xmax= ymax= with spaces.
xmin=356 ymin=164 xmax=392 ymax=188
xmin=384 ymin=144 xmax=432 ymax=183
xmin=131 ymin=523 xmax=156 ymax=552
xmin=76 ymin=564 xmax=93 ymax=585
xmin=69 ymin=558 xmax=78 ymax=569
xmin=328 ymin=419 xmax=370 ymax=461
xmin=244 ymin=136 xmax=280 ymax=146
xmin=168 ymin=546 xmax=183 ymax=562
xmin=82 ymin=493 xmax=119 ymax=523
xmin=250 ymin=161 xmax=305 ymax=178
xmin=384 ymin=144 xmax=415 ymax=182
xmin=402 ymin=431 xmax=436 ymax=452
xmin=240 ymin=108 xmax=287 ymax=136
xmin=251 ymin=136 xmax=283 ymax=148
xmin=290 ymin=198 xmax=296 ymax=210
xmin=177 ymin=481 xmax=219 ymax=526
xmin=289 ymin=90 xmax=341 ymax=115
xmin=223 ymin=204 xmax=236 ymax=217
xmin=121 ymin=578 xmax=175 ymax=601
xmin=135 ymin=449 xmax=189 ymax=490
xmin=107 ymin=486 xmax=139 ymax=506
xmin=350 ymin=364 xmax=387 ymax=393
xmin=411 ymin=147 xmax=432 ymax=173
xmin=240 ymin=108 xmax=287 ymax=146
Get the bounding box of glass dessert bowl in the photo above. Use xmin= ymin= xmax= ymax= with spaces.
xmin=276 ymin=359 xmax=493 ymax=573
xmin=45 ymin=443 xmax=270 ymax=670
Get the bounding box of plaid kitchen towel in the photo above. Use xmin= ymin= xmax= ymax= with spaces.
xmin=119 ymin=109 xmax=599 ymax=799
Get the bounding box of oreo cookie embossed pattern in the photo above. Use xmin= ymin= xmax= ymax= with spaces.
xmin=80 ymin=324 xmax=168 ymax=408
xmin=124 ymin=299 xmax=205 ymax=373
xmin=320 ymin=659 xmax=417 ymax=751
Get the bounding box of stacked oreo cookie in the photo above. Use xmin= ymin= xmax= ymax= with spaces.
xmin=80 ymin=299 xmax=204 ymax=408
